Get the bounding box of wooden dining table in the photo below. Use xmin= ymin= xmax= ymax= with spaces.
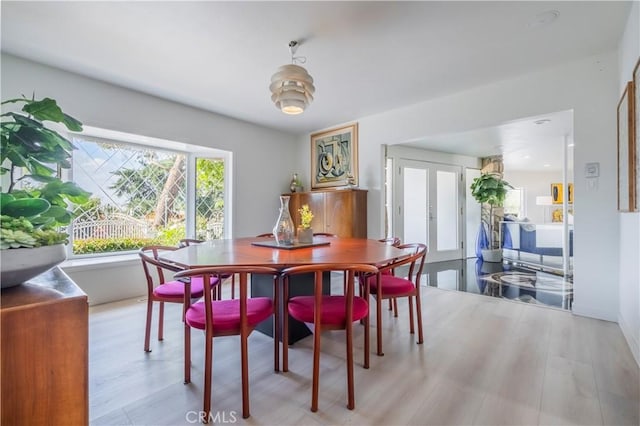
xmin=158 ymin=236 xmax=409 ymax=342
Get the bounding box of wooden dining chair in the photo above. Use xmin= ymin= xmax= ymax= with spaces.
xmin=179 ymin=238 xmax=236 ymax=300
xmin=378 ymin=237 xmax=402 ymax=313
xmin=367 ymin=243 xmax=427 ymax=356
xmin=138 ymin=246 xmax=218 ymax=352
xmin=174 ymin=266 xmax=280 ymax=421
xmin=281 ymin=263 xmax=379 ymax=412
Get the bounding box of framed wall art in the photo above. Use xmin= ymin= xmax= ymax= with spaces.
xmin=551 ymin=183 xmax=563 ymax=204
xmin=617 ymin=81 xmax=636 ymax=212
xmin=311 ymin=123 xmax=358 ymax=189
xmin=633 ymin=57 xmax=640 ymax=210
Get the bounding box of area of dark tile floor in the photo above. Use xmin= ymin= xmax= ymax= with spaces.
xmin=423 ymin=258 xmax=573 ymax=310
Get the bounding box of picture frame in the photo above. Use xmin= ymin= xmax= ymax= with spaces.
xmin=551 ymin=183 xmax=563 ymax=204
xmin=310 ymin=123 xmax=358 ymax=189
xmin=633 ymin=57 xmax=640 ymax=210
xmin=617 ymin=81 xmax=636 ymax=212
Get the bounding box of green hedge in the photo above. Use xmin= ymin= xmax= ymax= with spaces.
xmin=73 ymin=237 xmax=162 ymax=254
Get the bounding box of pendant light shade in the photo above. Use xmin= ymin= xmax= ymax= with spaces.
xmin=270 ymin=41 xmax=315 ymax=115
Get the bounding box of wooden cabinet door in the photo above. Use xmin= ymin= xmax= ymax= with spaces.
xmin=288 ymin=189 xmax=366 ymax=237
xmin=288 ymin=191 xmax=325 ymax=232
xmin=324 ymin=190 xmax=367 ymax=237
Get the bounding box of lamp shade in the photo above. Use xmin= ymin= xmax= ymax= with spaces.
xmin=536 ymin=195 xmax=553 ymax=206
xmin=270 ymin=64 xmax=315 ymax=115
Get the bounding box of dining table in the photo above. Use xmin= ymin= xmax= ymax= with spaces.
xmin=158 ymin=236 xmax=409 ymax=342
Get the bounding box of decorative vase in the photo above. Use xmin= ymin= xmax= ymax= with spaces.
xmin=273 ymin=195 xmax=295 ymax=245
xmin=290 ymin=173 xmax=298 ymax=192
xmin=0 ymin=244 xmax=67 ymax=288
xmin=297 ymin=227 xmax=313 ymax=244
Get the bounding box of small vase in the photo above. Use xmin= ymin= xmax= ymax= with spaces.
xmin=273 ymin=195 xmax=295 ymax=245
xmin=297 ymin=227 xmax=313 ymax=244
xmin=290 ymin=173 xmax=298 ymax=192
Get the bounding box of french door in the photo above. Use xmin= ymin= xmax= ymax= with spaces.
xmin=394 ymin=159 xmax=463 ymax=262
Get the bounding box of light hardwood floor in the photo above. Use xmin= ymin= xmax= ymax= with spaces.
xmin=89 ymin=278 xmax=639 ymax=425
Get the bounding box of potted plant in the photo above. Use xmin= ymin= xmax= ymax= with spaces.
xmin=1 ymin=95 xmax=91 ymax=287
xmin=297 ymin=204 xmax=314 ymax=243
xmin=470 ymin=173 xmax=511 ymax=262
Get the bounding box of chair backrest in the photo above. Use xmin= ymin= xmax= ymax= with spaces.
xmin=378 ymin=237 xmax=401 ymax=247
xmin=139 ymin=245 xmax=182 ymax=293
xmin=384 ymin=243 xmax=427 ymax=286
xmin=312 ymin=232 xmax=337 ymax=237
xmin=179 ymin=238 xmax=203 ymax=248
xmin=174 ymin=266 xmax=280 ymax=331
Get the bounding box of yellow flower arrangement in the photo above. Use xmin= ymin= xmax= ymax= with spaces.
xmin=298 ymin=204 xmax=314 ymax=229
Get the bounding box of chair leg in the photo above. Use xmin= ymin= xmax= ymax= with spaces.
xmin=346 ymin=320 xmax=355 ymax=410
xmin=364 ymin=311 xmax=370 ymax=369
xmin=415 ymin=293 xmax=424 ymax=345
xmin=376 ymin=296 xmax=384 ymax=356
xmin=241 ymin=333 xmax=250 ymax=419
xmin=274 ymin=276 xmax=280 ymax=372
xmin=144 ymin=299 xmax=153 ymax=352
xmin=311 ymin=323 xmax=321 ymax=412
xmin=158 ymin=301 xmax=165 ymax=341
xmin=282 ymin=279 xmax=289 ymax=373
xmin=408 ymin=295 xmax=415 ymax=335
xmin=184 ymin=323 xmax=191 ymax=384
xmin=393 ymin=298 xmax=399 ymax=317
xmin=388 ymin=298 xmax=393 ymax=311
xmin=203 ymin=335 xmax=213 ymax=423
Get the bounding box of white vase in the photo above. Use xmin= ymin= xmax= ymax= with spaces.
xmin=0 ymin=244 xmax=66 ymax=288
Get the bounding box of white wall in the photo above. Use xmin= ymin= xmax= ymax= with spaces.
xmin=617 ymin=0 xmax=640 ymax=367
xmin=298 ymin=51 xmax=621 ymax=322
xmin=1 ymin=54 xmax=298 ymax=305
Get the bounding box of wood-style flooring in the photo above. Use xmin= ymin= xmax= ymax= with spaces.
xmin=89 ymin=278 xmax=639 ymax=425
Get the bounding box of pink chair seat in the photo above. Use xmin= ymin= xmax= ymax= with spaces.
xmin=185 ymin=297 xmax=273 ymax=333
xmin=369 ymin=275 xmax=415 ymax=296
xmin=153 ymin=279 xmax=207 ymax=300
xmin=288 ymin=295 xmax=369 ymax=326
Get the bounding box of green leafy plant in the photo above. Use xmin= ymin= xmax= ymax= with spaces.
xmin=298 ymin=204 xmax=314 ymax=229
xmin=1 ymin=96 xmax=91 ymax=249
xmin=470 ymin=173 xmax=511 ymax=250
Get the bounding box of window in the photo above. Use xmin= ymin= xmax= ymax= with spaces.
xmin=504 ymin=188 xmax=524 ymax=218
xmin=67 ymin=129 xmax=229 ymax=257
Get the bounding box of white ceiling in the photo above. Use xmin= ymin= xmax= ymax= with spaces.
xmin=0 ymin=1 xmax=630 ymax=170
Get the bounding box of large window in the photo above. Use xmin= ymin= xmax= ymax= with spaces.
xmin=67 ymin=131 xmax=229 ymax=257
xmin=504 ymin=188 xmax=524 ymax=218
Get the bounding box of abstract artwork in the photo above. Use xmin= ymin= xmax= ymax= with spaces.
xmin=310 ymin=123 xmax=358 ymax=189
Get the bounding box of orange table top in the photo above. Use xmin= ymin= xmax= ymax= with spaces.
xmin=158 ymin=236 xmax=408 ymax=270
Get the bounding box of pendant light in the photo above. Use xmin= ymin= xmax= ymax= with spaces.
xmin=269 ymin=40 xmax=315 ymax=115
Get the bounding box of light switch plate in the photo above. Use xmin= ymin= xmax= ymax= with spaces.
xmin=585 ymin=162 xmax=599 ymax=178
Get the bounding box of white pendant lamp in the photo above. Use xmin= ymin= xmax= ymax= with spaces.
xmin=270 ymin=40 xmax=315 ymax=115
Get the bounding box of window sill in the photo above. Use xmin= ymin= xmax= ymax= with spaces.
xmin=61 ymin=253 xmax=140 ymax=272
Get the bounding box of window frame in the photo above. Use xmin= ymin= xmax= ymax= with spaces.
xmin=62 ymin=126 xmax=232 ymax=259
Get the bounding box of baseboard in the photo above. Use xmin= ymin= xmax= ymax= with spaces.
xmin=571 ymin=303 xmax=617 ymax=322
xmin=618 ymin=314 xmax=640 ymax=368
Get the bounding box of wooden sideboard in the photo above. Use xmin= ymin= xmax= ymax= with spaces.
xmin=1 ymin=267 xmax=88 ymax=425
xmin=287 ymin=188 xmax=367 ymax=238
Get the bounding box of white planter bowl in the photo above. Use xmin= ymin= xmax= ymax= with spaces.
xmin=1 ymin=244 xmax=67 ymax=288
xmin=481 ymin=248 xmax=503 ymax=263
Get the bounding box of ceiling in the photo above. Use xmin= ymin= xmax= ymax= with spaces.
xmin=0 ymin=1 xmax=630 ymax=170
